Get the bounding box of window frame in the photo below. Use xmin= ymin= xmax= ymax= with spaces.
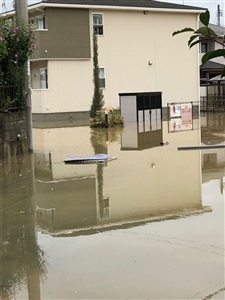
xmin=92 ymin=13 xmax=104 ymax=36
xmin=99 ymin=67 xmax=105 ymax=89
xmin=201 ymin=42 xmax=208 ymax=53
xmin=30 ymin=15 xmax=47 ymax=31
xmin=37 ymin=15 xmax=45 ymax=30
xmin=39 ymin=68 xmax=48 ymax=89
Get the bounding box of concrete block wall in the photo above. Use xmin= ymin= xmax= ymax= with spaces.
xmin=0 ymin=111 xmax=28 ymax=159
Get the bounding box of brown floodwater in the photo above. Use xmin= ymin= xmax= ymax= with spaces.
xmin=0 ymin=113 xmax=224 ymax=300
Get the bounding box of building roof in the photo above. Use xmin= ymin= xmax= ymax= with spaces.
xmin=199 ymin=22 xmax=225 ymax=36
xmin=40 ymin=0 xmax=205 ymax=11
xmin=209 ymin=74 xmax=225 ymax=82
xmin=200 ymin=61 xmax=224 ymax=70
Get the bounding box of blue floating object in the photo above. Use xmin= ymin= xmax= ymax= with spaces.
xmin=64 ymin=153 xmax=108 ymax=164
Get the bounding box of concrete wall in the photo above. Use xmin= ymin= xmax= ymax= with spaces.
xmin=0 ymin=111 xmax=28 ymax=159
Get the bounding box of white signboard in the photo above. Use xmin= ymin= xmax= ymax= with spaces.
xmin=181 ymin=119 xmax=193 ymax=130
xmin=170 ymin=102 xmax=192 ymax=119
xmin=181 ymin=103 xmax=192 ymax=118
xmin=169 ymin=118 xmax=182 ymax=132
xmin=170 ymin=104 xmax=181 ymax=118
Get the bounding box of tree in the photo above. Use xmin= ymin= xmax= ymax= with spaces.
xmin=90 ymin=33 xmax=104 ymax=118
xmin=173 ymin=10 xmax=225 ymax=77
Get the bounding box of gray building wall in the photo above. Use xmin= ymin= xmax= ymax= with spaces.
xmin=31 ymin=8 xmax=91 ymax=60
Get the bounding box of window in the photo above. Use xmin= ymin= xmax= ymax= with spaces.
xmin=30 ymin=15 xmax=46 ymax=30
xmin=93 ymin=13 xmax=103 ymax=35
xmin=99 ymin=67 xmax=105 ymax=88
xmin=37 ymin=15 xmax=45 ymax=30
xmin=201 ymin=42 xmax=208 ymax=53
xmin=39 ymin=68 xmax=48 ymax=89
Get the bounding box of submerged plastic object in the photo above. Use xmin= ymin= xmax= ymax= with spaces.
xmin=64 ymin=153 xmax=109 ymax=164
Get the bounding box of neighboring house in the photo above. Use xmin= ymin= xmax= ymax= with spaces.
xmin=199 ymin=22 xmax=225 ymax=81
xmin=4 ymin=0 xmax=204 ymax=124
xmin=199 ymin=22 xmax=225 ymax=107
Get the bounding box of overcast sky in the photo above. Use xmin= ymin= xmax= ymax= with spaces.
xmin=1 ymin=0 xmax=225 ymax=26
xmin=158 ymin=0 xmax=225 ymax=25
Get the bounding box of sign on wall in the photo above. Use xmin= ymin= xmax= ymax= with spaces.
xmin=170 ymin=104 xmax=181 ymax=118
xmin=169 ymin=102 xmax=193 ymax=132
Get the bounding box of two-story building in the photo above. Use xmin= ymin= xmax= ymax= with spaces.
xmin=199 ymin=22 xmax=225 ymax=81
xmin=4 ymin=0 xmax=204 ymax=124
xmin=199 ymin=22 xmax=225 ymax=109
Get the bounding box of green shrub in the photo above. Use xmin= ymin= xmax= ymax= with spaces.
xmin=0 ymin=96 xmax=15 ymax=110
xmin=90 ymin=109 xmax=124 ymax=128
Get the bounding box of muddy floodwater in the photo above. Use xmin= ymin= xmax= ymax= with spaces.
xmin=0 ymin=113 xmax=224 ymax=299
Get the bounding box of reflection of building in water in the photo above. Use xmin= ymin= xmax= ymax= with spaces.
xmin=33 ymin=127 xmax=96 ymax=181
xmin=201 ymin=113 xmax=225 ymax=144
xmin=120 ymin=93 xmax=162 ymax=150
xmin=201 ymin=113 xmax=225 ymax=194
xmin=201 ymin=152 xmax=225 ymax=195
xmin=201 ymin=113 xmax=225 ymax=167
xmin=0 ymin=154 xmax=46 ymax=300
xmin=103 ymin=120 xmax=203 ymax=223
xmin=121 ymin=122 xmax=162 ymax=151
xmin=33 ymin=119 xmax=210 ymax=235
xmin=36 ymin=177 xmax=97 ymax=230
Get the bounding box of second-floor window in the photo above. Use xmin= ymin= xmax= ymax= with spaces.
xmin=37 ymin=15 xmax=45 ymax=30
xmin=30 ymin=15 xmax=46 ymax=30
xmin=201 ymin=42 xmax=208 ymax=53
xmin=93 ymin=13 xmax=103 ymax=35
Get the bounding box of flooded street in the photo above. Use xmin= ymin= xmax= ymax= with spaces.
xmin=0 ymin=113 xmax=224 ymax=299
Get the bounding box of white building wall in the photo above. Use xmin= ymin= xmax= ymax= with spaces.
xmin=199 ymin=39 xmax=225 ymax=66
xmin=32 ymin=60 xmax=93 ymax=113
xmin=95 ymin=10 xmax=199 ymax=108
xmin=212 ymin=42 xmax=225 ymax=64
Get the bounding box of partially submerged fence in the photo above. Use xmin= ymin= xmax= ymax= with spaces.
xmin=200 ymin=96 xmax=225 ymax=112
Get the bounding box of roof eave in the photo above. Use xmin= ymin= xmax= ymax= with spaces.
xmin=2 ymin=2 xmax=204 ymax=17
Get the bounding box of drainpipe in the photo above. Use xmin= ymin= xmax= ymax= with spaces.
xmin=15 ymin=0 xmax=33 ymax=152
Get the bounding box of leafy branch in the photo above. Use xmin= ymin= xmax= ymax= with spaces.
xmin=173 ymin=10 xmax=225 ymax=77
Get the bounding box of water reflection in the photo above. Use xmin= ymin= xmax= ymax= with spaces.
xmin=121 ymin=117 xmax=162 ymax=150
xmin=1 ymin=113 xmax=224 ymax=299
xmin=201 ymin=113 xmax=225 ymax=195
xmin=0 ymin=154 xmax=47 ymax=300
xmin=31 ymin=116 xmax=216 ymax=237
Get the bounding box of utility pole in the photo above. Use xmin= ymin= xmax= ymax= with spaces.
xmin=15 ymin=0 xmax=33 ymax=152
xmin=217 ymin=4 xmax=223 ymax=27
